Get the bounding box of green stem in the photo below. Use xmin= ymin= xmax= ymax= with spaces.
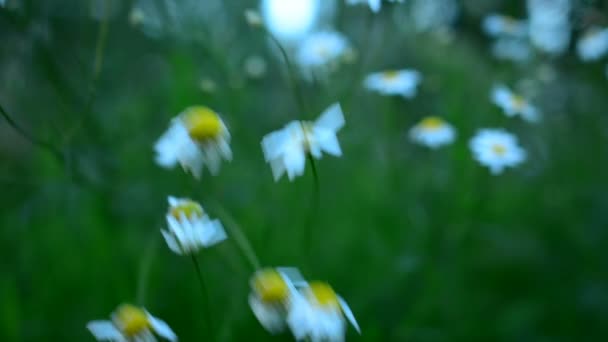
xmin=135 ymin=236 xmax=158 ymax=306
xmin=63 ymin=0 xmax=109 ymax=144
xmin=265 ymin=32 xmax=308 ymax=119
xmin=304 ymin=153 xmax=320 ymax=268
xmin=0 ymin=103 xmax=64 ymax=163
xmin=191 ymin=254 xmax=216 ymax=341
xmin=210 ymin=201 xmax=261 ymax=271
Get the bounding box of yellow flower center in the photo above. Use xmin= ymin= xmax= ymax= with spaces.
xmin=419 ymin=116 xmax=445 ymax=131
xmin=114 ymin=304 xmax=150 ymax=337
xmin=308 ymin=282 xmax=340 ymax=309
xmin=252 ymin=269 xmax=289 ymax=303
xmin=382 ymin=71 xmax=400 ymax=81
xmin=492 ymin=143 xmax=507 ymax=156
xmin=510 ymin=95 xmax=526 ymax=110
xmin=183 ymin=106 xmax=222 ymax=142
xmin=170 ymin=200 xmax=204 ymax=221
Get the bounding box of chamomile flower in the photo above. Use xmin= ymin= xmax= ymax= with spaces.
xmin=409 ymin=116 xmax=456 ymax=149
xmin=87 ymin=304 xmax=176 ymax=342
xmin=577 ymin=27 xmax=608 ymax=62
xmin=287 ymin=281 xmax=360 ymax=342
xmin=345 ymin=0 xmax=403 ymax=13
xmin=491 ymin=85 xmax=540 ymax=122
xmin=469 ymin=129 xmax=526 ymax=175
xmin=261 ymin=103 xmax=344 ymax=181
xmin=482 ymin=14 xmax=527 ymax=38
xmin=363 ymin=69 xmax=422 ymax=98
xmin=295 ymin=31 xmax=350 ymax=77
xmin=249 ymin=267 xmax=306 ymax=334
xmin=154 ymin=106 xmax=232 ymax=179
xmin=491 ymin=38 xmax=532 ymax=62
xmin=161 ymin=196 xmax=227 ymax=255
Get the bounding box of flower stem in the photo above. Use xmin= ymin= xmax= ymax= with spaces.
xmin=265 ymin=32 xmax=308 ymax=119
xmin=0 ymin=103 xmax=64 ymax=163
xmin=209 ymin=200 xmax=261 ymax=271
xmin=304 ymin=153 xmax=320 ymax=268
xmin=191 ymin=254 xmax=216 ymax=341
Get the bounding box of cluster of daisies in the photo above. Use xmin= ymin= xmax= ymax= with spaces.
xmin=482 ymin=1 xmax=608 ymax=67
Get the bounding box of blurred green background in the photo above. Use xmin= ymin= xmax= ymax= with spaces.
xmin=2 ymin=0 xmax=608 ymax=341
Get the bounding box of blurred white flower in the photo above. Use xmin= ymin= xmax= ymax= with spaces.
xmin=261 ymin=103 xmax=344 ymax=182
xmin=287 ymin=281 xmax=360 ymax=342
xmin=161 ymin=196 xmax=227 ymax=255
xmin=244 ymin=9 xmax=263 ymax=27
xmin=295 ymin=31 xmax=350 ymax=76
xmin=249 ymin=267 xmax=306 ymax=334
xmin=527 ymin=0 xmax=571 ymax=55
xmin=469 ymin=129 xmax=526 ymax=175
xmin=345 ymin=0 xmax=404 ymax=13
xmin=491 ymin=85 xmax=540 ymax=122
xmin=409 ymin=116 xmax=456 ymax=149
xmin=410 ymin=0 xmax=459 ymax=32
xmin=577 ymin=27 xmax=608 ymax=62
xmin=363 ymin=69 xmax=421 ymax=98
xmin=154 ymin=106 xmax=232 ymax=179
xmin=244 ymin=55 xmax=268 ymax=79
xmin=482 ymin=14 xmax=527 ymax=38
xmin=262 ymin=0 xmax=321 ymax=43
xmin=491 ymin=38 xmax=532 ymax=62
xmin=87 ymin=304 xmax=176 ymax=342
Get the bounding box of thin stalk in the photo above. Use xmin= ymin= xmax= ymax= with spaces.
xmin=265 ymin=32 xmax=308 ymax=118
xmin=304 ymin=153 xmax=320 ymax=267
xmin=63 ymin=0 xmax=109 ymax=144
xmin=135 ymin=236 xmax=158 ymax=306
xmin=210 ymin=201 xmax=261 ymax=271
xmin=0 ymin=103 xmax=64 ymax=163
xmin=191 ymin=254 xmax=216 ymax=341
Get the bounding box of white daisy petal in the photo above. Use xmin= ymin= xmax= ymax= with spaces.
xmin=87 ymin=321 xmax=126 ymax=341
xmin=338 ymin=296 xmax=360 ymax=334
xmin=147 ymin=313 xmax=177 ymax=342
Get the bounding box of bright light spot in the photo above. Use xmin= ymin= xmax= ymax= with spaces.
xmin=261 ymin=0 xmax=320 ymax=42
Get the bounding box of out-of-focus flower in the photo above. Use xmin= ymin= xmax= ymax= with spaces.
xmin=244 ymin=55 xmax=268 ymax=79
xmin=199 ymin=78 xmax=217 ymax=93
xmin=287 ymin=281 xmax=360 ymax=342
xmin=527 ymin=0 xmax=571 ymax=55
xmin=295 ymin=31 xmax=351 ymax=77
xmin=577 ymin=27 xmax=608 ymax=62
xmin=491 ymin=38 xmax=533 ymax=62
xmin=249 ymin=267 xmax=306 ymax=334
xmin=261 ymin=103 xmax=344 ymax=181
xmin=409 ymin=116 xmax=456 ymax=149
xmin=245 ymin=9 xmax=263 ymax=27
xmin=491 ymin=85 xmax=540 ymax=122
xmin=154 ymin=106 xmax=232 ymax=179
xmin=129 ymin=7 xmax=145 ymax=27
xmin=363 ymin=69 xmax=421 ymax=98
xmin=87 ymin=304 xmax=177 ymax=342
xmin=161 ymin=196 xmax=227 ymax=255
xmin=469 ymin=129 xmax=526 ymax=175
xmin=261 ymin=0 xmax=321 ymax=43
xmin=345 ymin=0 xmax=404 ymax=13
xmin=410 ymin=0 xmax=459 ymax=33
xmin=482 ymin=14 xmax=527 ymax=38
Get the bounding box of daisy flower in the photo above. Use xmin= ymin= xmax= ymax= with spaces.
xmin=363 ymin=69 xmax=422 ymax=98
xmin=491 ymin=38 xmax=532 ymax=62
xmin=576 ymin=27 xmax=608 ymax=62
xmin=469 ymin=129 xmax=526 ymax=175
xmin=249 ymin=267 xmax=306 ymax=334
xmin=295 ymin=31 xmax=350 ymax=76
xmin=345 ymin=0 xmax=404 ymax=13
xmin=87 ymin=304 xmax=176 ymax=342
xmin=261 ymin=103 xmax=344 ymax=181
xmin=161 ymin=196 xmax=227 ymax=255
xmin=287 ymin=281 xmax=360 ymax=342
xmin=154 ymin=106 xmax=232 ymax=179
xmin=491 ymin=85 xmax=539 ymax=122
xmin=482 ymin=14 xmax=527 ymax=38
xmin=409 ymin=116 xmax=456 ymax=149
